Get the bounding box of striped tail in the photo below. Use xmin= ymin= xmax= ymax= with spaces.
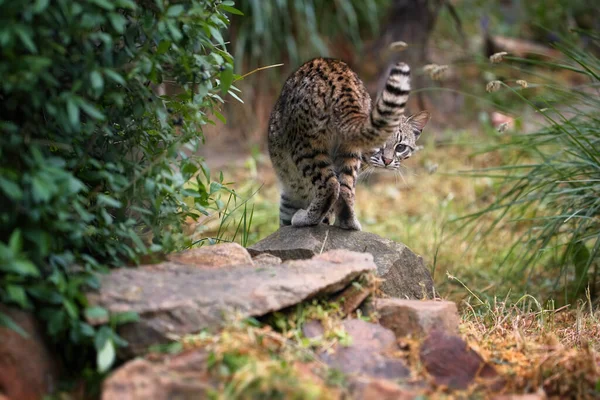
xmin=363 ymin=62 xmax=411 ymax=147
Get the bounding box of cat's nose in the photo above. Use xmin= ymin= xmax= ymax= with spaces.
xmin=382 ymin=157 xmax=393 ymax=166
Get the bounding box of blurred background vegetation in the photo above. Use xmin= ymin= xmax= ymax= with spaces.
xmin=198 ymin=0 xmax=600 ymax=308
xmin=1 ymin=0 xmax=599 ymax=387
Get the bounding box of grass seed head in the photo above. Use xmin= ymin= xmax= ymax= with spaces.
xmin=389 ymin=41 xmax=408 ymax=51
xmin=490 ymin=51 xmax=508 ymax=63
xmin=486 ymin=80 xmax=502 ymax=93
xmin=516 ymin=79 xmax=528 ymax=88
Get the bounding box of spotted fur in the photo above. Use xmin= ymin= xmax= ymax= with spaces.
xmin=268 ymin=57 xmax=429 ymax=230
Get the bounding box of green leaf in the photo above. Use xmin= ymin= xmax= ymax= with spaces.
xmin=157 ymin=40 xmax=171 ymax=55
xmin=104 ymin=69 xmax=126 ymax=85
xmin=220 ymin=66 xmax=234 ymax=96
xmin=63 ymin=299 xmax=79 ymax=319
xmin=166 ymin=4 xmax=185 ymax=17
xmin=208 ymin=25 xmax=225 ymax=46
xmin=0 ymin=177 xmax=22 ymax=201
xmin=78 ymin=100 xmax=105 ymax=121
xmin=88 ymin=0 xmax=115 ymax=11
xmin=8 ymin=229 xmax=22 ymax=253
xmin=209 ymin=182 xmax=222 ymax=195
xmin=90 ymin=71 xmax=104 ymax=91
xmin=97 ymin=337 xmax=115 ymax=373
xmin=111 ymin=311 xmax=139 ymax=325
xmin=220 ymin=4 xmax=244 ymax=15
xmin=5 ymin=285 xmax=30 ymax=308
xmin=97 ymin=194 xmax=122 ymax=208
xmin=2 ymin=260 xmax=40 ymax=277
xmin=0 ymin=312 xmax=28 ymax=338
xmin=108 ymin=13 xmax=127 ymax=33
xmin=31 ymin=175 xmax=54 ymax=203
xmin=15 ymin=26 xmax=37 ymax=53
xmin=67 ymin=98 xmax=80 ymax=129
xmin=213 ymin=110 xmax=226 ymax=124
xmin=85 ymin=306 xmax=109 ymax=323
xmin=32 ymin=0 xmax=50 ymax=13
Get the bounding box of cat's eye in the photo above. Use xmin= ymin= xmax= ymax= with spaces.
xmin=395 ymin=144 xmax=408 ymax=153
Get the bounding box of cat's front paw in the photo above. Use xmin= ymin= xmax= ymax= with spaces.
xmin=291 ymin=209 xmax=318 ymax=227
xmin=335 ymin=216 xmax=362 ymax=231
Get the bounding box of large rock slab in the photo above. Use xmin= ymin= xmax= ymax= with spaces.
xmin=0 ymin=305 xmax=59 ymax=400
xmin=87 ymin=250 xmax=376 ymax=356
xmin=248 ymin=225 xmax=434 ymax=298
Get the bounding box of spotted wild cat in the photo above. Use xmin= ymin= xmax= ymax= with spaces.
xmin=268 ymin=58 xmax=430 ymax=230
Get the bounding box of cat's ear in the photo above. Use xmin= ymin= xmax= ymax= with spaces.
xmin=407 ymin=111 xmax=430 ymax=136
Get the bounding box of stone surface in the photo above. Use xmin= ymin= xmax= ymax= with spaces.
xmin=420 ymin=330 xmax=502 ymax=390
xmin=493 ymin=395 xmax=547 ymax=400
xmin=102 ymin=351 xmax=214 ymax=400
xmin=369 ymin=298 xmax=459 ymax=338
xmin=87 ymin=250 xmax=376 ymax=356
xmin=167 ymin=242 xmax=253 ymax=268
xmin=0 ymin=305 xmax=59 ymax=400
xmin=349 ymin=377 xmax=418 ymax=400
xmin=251 ymin=253 xmax=282 ymax=265
xmin=305 ymin=319 xmax=410 ymax=380
xmin=248 ymin=225 xmax=434 ymax=298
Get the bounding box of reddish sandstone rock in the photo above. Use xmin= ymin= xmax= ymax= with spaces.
xmin=349 ymin=377 xmax=419 ymax=400
xmin=305 ymin=319 xmax=410 ymax=380
xmin=0 ymin=305 xmax=59 ymax=400
xmin=167 ymin=242 xmax=253 ymax=268
xmin=87 ymin=250 xmax=376 ymax=356
xmin=493 ymin=395 xmax=547 ymax=400
xmin=102 ymin=353 xmax=214 ymax=400
xmin=420 ymin=329 xmax=503 ymax=390
xmin=370 ymin=298 xmax=459 ymax=338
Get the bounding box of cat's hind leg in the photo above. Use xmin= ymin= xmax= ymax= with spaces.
xmin=291 ymin=137 xmax=340 ymax=227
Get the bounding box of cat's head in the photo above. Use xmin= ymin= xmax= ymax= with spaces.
xmin=365 ymin=111 xmax=430 ymax=170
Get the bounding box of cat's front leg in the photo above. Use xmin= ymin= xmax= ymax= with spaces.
xmin=333 ymin=150 xmax=362 ymax=230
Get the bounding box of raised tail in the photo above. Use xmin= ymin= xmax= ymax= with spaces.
xmin=360 ymin=62 xmax=411 ymax=147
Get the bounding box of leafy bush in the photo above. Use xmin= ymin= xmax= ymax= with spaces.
xmin=459 ymin=31 xmax=600 ymax=301
xmin=0 ymin=0 xmax=240 ymax=375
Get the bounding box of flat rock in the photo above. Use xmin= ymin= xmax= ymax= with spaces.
xmin=493 ymin=395 xmax=547 ymax=400
xmin=167 ymin=242 xmax=253 ymax=268
xmin=0 ymin=305 xmax=59 ymax=400
xmin=248 ymin=225 xmax=434 ymax=298
xmin=420 ymin=330 xmax=503 ymax=390
xmin=102 ymin=351 xmax=214 ymax=400
xmin=349 ymin=377 xmax=419 ymax=400
xmin=307 ymin=319 xmax=410 ymax=380
xmin=87 ymin=250 xmax=376 ymax=356
xmin=369 ymin=298 xmax=459 ymax=338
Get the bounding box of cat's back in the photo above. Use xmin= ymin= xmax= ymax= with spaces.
xmin=268 ymin=58 xmax=370 ymax=137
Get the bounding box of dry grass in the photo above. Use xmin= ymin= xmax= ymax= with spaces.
xmin=461 ymin=297 xmax=600 ymax=399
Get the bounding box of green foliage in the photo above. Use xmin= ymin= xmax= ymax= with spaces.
xmin=459 ymin=31 xmax=600 ymax=301
xmin=231 ymin=0 xmax=390 ymax=75
xmin=0 ymin=0 xmax=241 ymax=375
